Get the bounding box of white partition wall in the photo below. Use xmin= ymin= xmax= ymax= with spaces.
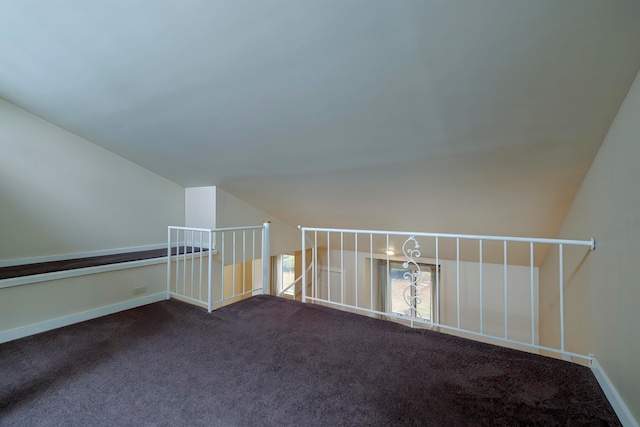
xmin=186 ymin=186 xmax=217 ymax=230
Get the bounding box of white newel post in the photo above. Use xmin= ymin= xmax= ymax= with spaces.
xmin=301 ymin=227 xmax=306 ymax=303
xmin=207 ymin=230 xmax=213 ymax=312
xmin=262 ymin=221 xmax=271 ymax=295
xmin=166 ymin=226 xmax=172 ymax=300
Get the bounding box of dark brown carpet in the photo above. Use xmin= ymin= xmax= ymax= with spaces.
xmin=0 ymin=295 xmax=619 ymax=426
xmin=0 ymin=246 xmax=203 ymax=280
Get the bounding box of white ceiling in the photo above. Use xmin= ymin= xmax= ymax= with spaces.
xmin=1 ymin=1 xmax=639 ymax=237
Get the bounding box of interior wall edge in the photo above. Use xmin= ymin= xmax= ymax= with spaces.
xmin=591 ymin=357 xmax=639 ymax=427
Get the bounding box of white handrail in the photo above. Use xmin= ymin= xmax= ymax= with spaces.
xmin=168 ymin=225 xmax=265 ymax=232
xmin=298 ymin=226 xmax=595 ymax=250
xmin=168 ymin=226 xmax=214 ymax=232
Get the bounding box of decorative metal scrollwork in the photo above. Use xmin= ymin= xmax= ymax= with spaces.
xmin=402 ymin=236 xmax=422 ymax=318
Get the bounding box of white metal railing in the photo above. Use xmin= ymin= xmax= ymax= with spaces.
xmin=167 ymin=222 xmax=270 ymax=312
xmin=277 ymin=234 xmax=316 ymax=298
xmin=300 ymin=226 xmax=596 ymax=362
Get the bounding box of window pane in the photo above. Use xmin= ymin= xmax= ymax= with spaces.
xmin=282 ymin=254 xmax=295 ymax=295
xmin=390 ymin=266 xmax=414 ymax=316
xmin=414 ymin=270 xmax=431 ymax=320
xmin=389 ymin=263 xmax=432 ymax=320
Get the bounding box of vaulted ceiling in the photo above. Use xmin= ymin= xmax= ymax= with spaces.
xmin=1 ymin=1 xmax=639 ymax=236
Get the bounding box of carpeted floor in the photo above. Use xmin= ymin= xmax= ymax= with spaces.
xmin=0 ymin=295 xmax=619 ymax=426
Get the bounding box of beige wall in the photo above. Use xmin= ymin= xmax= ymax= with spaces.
xmin=168 ymin=254 xmax=262 ymax=308
xmin=539 ymin=71 xmax=640 ymax=420
xmin=0 ymin=98 xmax=184 ymax=261
xmin=216 ymin=188 xmax=300 ymax=255
xmin=438 ymin=259 xmax=538 ymax=345
xmin=185 ymin=186 xmax=216 ymax=229
xmin=0 ymin=98 xmax=184 ymax=337
xmin=317 ymin=248 xmax=539 ymax=348
xmin=0 ymin=264 xmax=166 ymax=337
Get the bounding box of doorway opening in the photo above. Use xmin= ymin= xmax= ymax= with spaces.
xmin=277 ymin=254 xmax=296 ymax=296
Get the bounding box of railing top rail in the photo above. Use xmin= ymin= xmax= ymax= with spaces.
xmin=168 ymin=225 xmax=265 ymax=232
xmin=298 ymin=226 xmax=595 ymax=249
xmin=168 ymin=226 xmax=213 ymax=232
xmin=210 ymin=225 xmax=266 ymax=232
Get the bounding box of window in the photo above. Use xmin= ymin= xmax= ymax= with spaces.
xmin=277 ymin=254 xmax=296 ymax=295
xmin=381 ymin=260 xmax=438 ymax=322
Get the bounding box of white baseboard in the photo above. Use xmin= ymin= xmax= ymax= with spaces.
xmin=0 ymin=292 xmax=167 ymax=344
xmin=591 ymin=356 xmax=638 ymax=427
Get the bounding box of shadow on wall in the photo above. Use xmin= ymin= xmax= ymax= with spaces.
xmin=0 ymin=98 xmax=184 ymax=262
xmin=539 ymin=245 xmax=594 ymax=356
xmin=0 ymin=190 xmax=67 ymax=261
